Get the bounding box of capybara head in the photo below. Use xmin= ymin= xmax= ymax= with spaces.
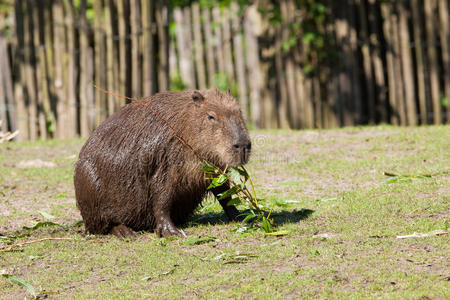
xmin=187 ymin=89 xmax=251 ymax=167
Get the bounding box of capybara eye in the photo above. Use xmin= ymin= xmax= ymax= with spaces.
xmin=207 ymin=113 xmax=216 ymax=122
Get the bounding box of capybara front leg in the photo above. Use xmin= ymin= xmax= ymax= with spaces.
xmin=111 ymin=224 xmax=138 ymax=239
xmin=153 ymin=196 xmax=183 ymax=237
xmin=213 ymin=184 xmax=241 ymax=221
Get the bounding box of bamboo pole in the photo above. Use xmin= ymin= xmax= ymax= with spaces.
xmin=79 ymin=0 xmax=91 ymax=137
xmin=368 ymin=0 xmax=386 ymax=123
xmin=286 ymin=0 xmax=300 ymax=128
xmin=192 ymin=2 xmax=206 ymax=90
xmin=410 ymin=0 xmax=427 ymax=124
xmin=202 ymin=6 xmax=216 ymax=86
xmin=244 ymin=4 xmax=262 ymax=128
xmin=94 ymin=0 xmax=107 ymax=126
xmin=131 ymin=0 xmax=142 ymax=98
xmin=43 ymin=0 xmax=55 ymax=136
xmin=231 ymin=2 xmax=248 ymax=119
xmin=174 ymin=6 xmax=193 ymax=89
xmin=424 ymin=0 xmax=441 ymax=124
xmin=335 ymin=3 xmax=352 ymax=126
xmin=222 ymin=7 xmax=234 ymax=82
xmin=156 ymin=0 xmax=169 ymax=91
xmin=356 ymin=0 xmax=375 ymax=124
xmin=380 ymin=2 xmax=399 ymax=125
xmin=117 ymin=0 xmax=128 ymax=97
xmin=31 ymin=3 xmax=46 ymax=139
xmin=24 ymin=0 xmax=37 ymax=140
xmin=105 ymin=0 xmax=120 ymax=113
xmin=0 ymin=37 xmax=15 ymax=132
xmin=438 ymin=0 xmax=450 ymax=123
xmin=397 ymin=0 xmax=417 ymax=126
xmin=52 ymin=0 xmax=67 ymax=138
xmin=391 ymin=8 xmax=406 ymax=126
xmin=347 ymin=0 xmax=361 ymax=124
xmin=274 ymin=2 xmax=289 ymax=127
xmin=212 ymin=6 xmax=225 ymax=74
xmin=141 ymin=0 xmax=154 ymax=96
xmin=65 ymin=0 xmax=77 ymax=137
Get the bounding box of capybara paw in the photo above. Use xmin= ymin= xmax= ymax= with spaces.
xmin=155 ymin=223 xmax=183 ymax=238
xmin=111 ymin=224 xmax=139 ymax=239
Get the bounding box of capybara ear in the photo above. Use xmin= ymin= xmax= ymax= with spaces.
xmin=226 ymin=88 xmax=231 ymax=95
xmin=192 ymin=90 xmax=205 ymax=106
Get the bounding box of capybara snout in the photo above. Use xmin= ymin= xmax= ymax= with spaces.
xmin=74 ymin=89 xmax=250 ymax=238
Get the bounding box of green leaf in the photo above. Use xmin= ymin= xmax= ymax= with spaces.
xmin=217 ymin=185 xmax=243 ymax=200
xmin=184 ymin=237 xmax=216 ymax=245
xmin=227 ymin=168 xmax=243 ymax=184
xmin=207 ymin=174 xmax=227 ymax=189
xmin=38 ymin=211 xmax=55 ymax=220
xmin=141 ymin=268 xmax=176 ymax=281
xmin=183 ymin=236 xmax=217 ymax=245
xmin=262 ymin=217 xmax=273 ymax=233
xmin=23 ymin=221 xmax=61 ymax=230
xmin=2 ymin=274 xmax=37 ymax=298
xmin=200 ymin=162 xmax=218 ymax=174
xmin=226 ymin=197 xmax=242 ymax=206
xmin=265 ymin=230 xmax=290 ymax=236
xmin=242 ymin=214 xmax=258 ymax=223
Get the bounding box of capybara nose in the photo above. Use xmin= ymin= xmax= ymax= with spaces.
xmin=233 ymin=141 xmax=251 ymax=152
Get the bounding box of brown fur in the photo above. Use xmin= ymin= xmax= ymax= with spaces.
xmin=74 ymin=89 xmax=251 ymax=237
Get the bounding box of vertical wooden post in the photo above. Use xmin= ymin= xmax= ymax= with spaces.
xmin=356 ymin=0 xmax=375 ymax=124
xmin=141 ymin=0 xmax=154 ymax=95
xmin=231 ymin=2 xmax=248 ymax=119
xmin=131 ymin=0 xmax=142 ymax=98
xmin=410 ymin=0 xmax=427 ymax=124
xmin=424 ymin=0 xmax=441 ymax=124
xmin=212 ymin=6 xmax=225 ymax=73
xmin=117 ymin=0 xmax=128 ymax=97
xmin=105 ymin=0 xmax=120 ymax=113
xmin=397 ymin=0 xmax=417 ymax=126
xmin=192 ymin=2 xmax=206 ymax=90
xmin=173 ymin=6 xmax=194 ymax=88
xmin=222 ymin=7 xmax=234 ymax=82
xmin=244 ymin=4 xmax=261 ymax=128
xmin=381 ymin=2 xmax=399 ymax=125
xmin=79 ymin=0 xmax=92 ymax=137
xmin=438 ymin=0 xmax=450 ymax=123
xmin=52 ymin=0 xmax=67 ymax=138
xmin=368 ymin=0 xmax=386 ymax=123
xmin=0 ymin=37 xmax=16 ymax=132
xmin=24 ymin=0 xmax=38 ymax=140
xmin=65 ymin=0 xmax=77 ymax=137
xmin=31 ymin=3 xmax=46 ymax=139
xmin=94 ymin=0 xmax=107 ymax=126
xmin=202 ymin=6 xmax=216 ymax=86
xmin=391 ymin=9 xmax=406 ymax=126
xmin=43 ymin=0 xmax=56 ymax=136
xmin=156 ymin=0 xmax=169 ymax=91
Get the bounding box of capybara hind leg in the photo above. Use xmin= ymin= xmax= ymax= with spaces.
xmin=111 ymin=224 xmax=138 ymax=239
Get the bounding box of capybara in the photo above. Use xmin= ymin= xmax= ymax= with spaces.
xmin=74 ymin=89 xmax=251 ymax=238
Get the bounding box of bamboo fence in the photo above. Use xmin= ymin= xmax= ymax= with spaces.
xmin=0 ymin=0 xmax=449 ymax=140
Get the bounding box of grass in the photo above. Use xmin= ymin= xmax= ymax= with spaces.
xmin=0 ymin=125 xmax=449 ymax=299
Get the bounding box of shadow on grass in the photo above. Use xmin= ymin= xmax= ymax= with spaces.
xmin=187 ymin=208 xmax=314 ymax=227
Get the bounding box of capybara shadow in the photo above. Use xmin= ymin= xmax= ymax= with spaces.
xmin=74 ymin=89 xmax=251 ymax=238
xmin=188 ymin=208 xmax=314 ymax=227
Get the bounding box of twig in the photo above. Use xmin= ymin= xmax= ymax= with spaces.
xmin=0 ymin=238 xmax=72 ymax=252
